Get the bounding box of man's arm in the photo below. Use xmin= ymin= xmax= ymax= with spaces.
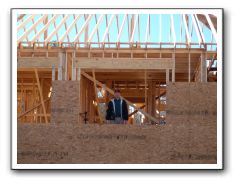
xmin=122 ymin=100 xmax=129 ymax=121
xmin=106 ymin=101 xmax=113 ymax=120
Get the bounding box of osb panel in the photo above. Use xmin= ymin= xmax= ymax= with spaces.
xmin=165 ymin=82 xmax=217 ymax=163
xmin=51 ymin=81 xmax=80 ymax=124
xmin=166 ymin=82 xmax=217 ymax=123
xmin=17 ymin=123 xmax=216 ymax=164
xmin=17 ymin=82 xmax=217 ymax=164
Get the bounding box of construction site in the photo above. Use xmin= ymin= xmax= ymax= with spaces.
xmin=15 ymin=11 xmax=219 ymax=165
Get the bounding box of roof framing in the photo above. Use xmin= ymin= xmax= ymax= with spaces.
xmin=17 ymin=13 xmax=217 ymax=51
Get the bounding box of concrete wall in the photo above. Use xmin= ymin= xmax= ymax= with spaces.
xmin=17 ymin=82 xmax=217 ymax=164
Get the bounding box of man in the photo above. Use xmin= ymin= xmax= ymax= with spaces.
xmin=106 ymin=89 xmax=128 ymax=124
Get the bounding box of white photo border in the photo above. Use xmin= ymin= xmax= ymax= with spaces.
xmin=11 ymin=8 xmax=223 ymax=170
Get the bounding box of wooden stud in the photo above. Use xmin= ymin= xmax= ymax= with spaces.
xmin=166 ymin=69 xmax=169 ymax=84
xmin=188 ymin=52 xmax=191 ymax=82
xmin=52 ymin=64 xmax=55 ymax=81
xmin=34 ymin=68 xmax=48 ymax=123
xmin=92 ymin=69 xmax=103 ymax=123
xmin=172 ymin=52 xmax=175 ymax=82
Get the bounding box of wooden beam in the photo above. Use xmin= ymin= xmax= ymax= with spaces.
xmin=170 ymin=15 xmax=176 ymax=47
xmin=116 ymin=14 xmax=127 ymax=43
xmin=200 ymin=53 xmax=207 ymax=82
xmin=73 ymin=14 xmax=93 ymax=42
xmin=166 ymin=69 xmax=169 ymax=84
xmin=81 ymin=71 xmax=158 ymax=122
xmin=59 ymin=15 xmax=81 ymax=42
xmin=18 ymin=15 xmax=47 ymax=43
xmin=17 ymin=15 xmax=35 ymax=31
xmin=45 ymin=15 xmax=69 ymax=44
xmin=144 ymin=14 xmax=150 ymax=43
xmin=155 ymin=91 xmax=166 ymax=100
xmin=194 ymin=14 xmax=206 ymax=44
xmin=128 ymin=104 xmax=146 ymax=117
xmin=17 ymin=14 xmax=26 ymax=22
xmin=94 ymin=15 xmax=101 ymax=47
xmin=88 ymin=15 xmax=104 ymax=43
xmin=34 ymin=68 xmax=48 ymax=123
xmin=102 ymin=15 xmax=115 ymax=45
xmin=52 ymin=64 xmax=55 ymax=81
xmin=183 ymin=14 xmax=191 ymax=45
xmin=130 ymin=14 xmax=138 ymax=43
xmin=188 ymin=52 xmax=191 ymax=82
xmin=75 ymin=58 xmax=174 ymax=69
xmin=191 ymin=14 xmax=202 ymax=45
xmin=144 ymin=71 xmax=147 ymax=108
xmin=17 ymin=98 xmax=50 ymax=119
xmin=205 ymin=14 xmax=217 ymax=42
xmin=84 ymin=15 xmax=89 ymax=46
xmin=159 ymin=14 xmax=162 ymax=44
xmin=17 ymin=57 xmax=59 ymax=68
xmin=43 ymin=16 xmax=48 ymax=40
xmin=31 ymin=15 xmax=59 ymax=43
xmin=92 ymin=69 xmax=103 ymax=123
xmin=72 ymin=52 xmax=76 ymax=80
xmin=172 ymin=53 xmax=175 ymax=82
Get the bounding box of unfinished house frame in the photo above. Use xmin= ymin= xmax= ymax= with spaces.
xmin=17 ymin=13 xmax=217 ymax=125
xmin=14 ymin=9 xmax=221 ymax=166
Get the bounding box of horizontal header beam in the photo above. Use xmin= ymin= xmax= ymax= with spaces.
xmin=75 ymin=58 xmax=174 ymax=69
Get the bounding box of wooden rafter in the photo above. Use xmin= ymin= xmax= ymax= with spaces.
xmin=102 ymin=14 xmax=115 ymax=45
xmin=63 ymin=15 xmax=70 ymax=42
xmin=59 ymin=15 xmax=82 ymax=42
xmin=170 ymin=14 xmax=176 ymax=46
xmin=17 ymin=14 xmax=35 ymax=31
xmin=116 ymin=14 xmax=127 ymax=44
xmin=17 ymin=14 xmax=26 ymax=21
xmin=130 ymin=14 xmax=138 ymax=43
xmin=45 ymin=15 xmax=69 ymax=44
xmin=88 ymin=15 xmax=104 ymax=43
xmin=94 ymin=15 xmax=101 ymax=47
xmin=144 ymin=14 xmax=150 ymax=43
xmin=17 ymin=14 xmax=217 ymax=49
xmin=183 ymin=14 xmax=191 ymax=45
xmin=159 ymin=14 xmax=162 ymax=44
xmin=205 ymin=14 xmax=217 ymax=42
xmin=73 ymin=14 xmax=93 ymax=43
xmin=17 ymin=15 xmax=47 ymax=43
xmin=31 ymin=15 xmax=59 ymax=43
xmin=194 ymin=14 xmax=206 ymax=44
xmin=191 ymin=14 xmax=202 ymax=45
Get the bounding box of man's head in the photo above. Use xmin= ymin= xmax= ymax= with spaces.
xmin=114 ymin=89 xmax=121 ymax=99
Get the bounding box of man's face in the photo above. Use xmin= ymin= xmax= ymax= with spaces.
xmin=114 ymin=91 xmax=121 ymax=99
